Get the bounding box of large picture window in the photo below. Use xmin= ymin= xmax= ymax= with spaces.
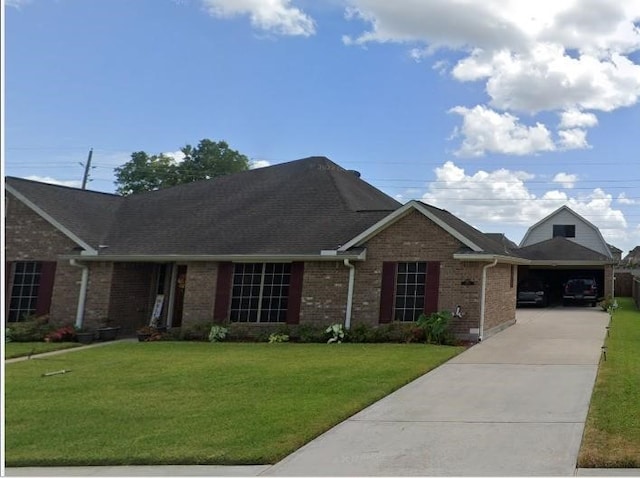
xmin=230 ymin=263 xmax=291 ymax=323
xmin=8 ymin=261 xmax=42 ymax=322
xmin=394 ymin=262 xmax=427 ymax=322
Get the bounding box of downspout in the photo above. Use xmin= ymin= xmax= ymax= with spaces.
xmin=479 ymin=258 xmax=498 ymax=342
xmin=69 ymin=259 xmax=89 ymax=329
xmin=343 ymin=259 xmax=355 ymax=330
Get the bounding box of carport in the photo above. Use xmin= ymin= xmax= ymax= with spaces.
xmin=517 ymin=238 xmax=614 ymax=306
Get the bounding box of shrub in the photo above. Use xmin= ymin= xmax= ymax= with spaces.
xmin=326 ymin=324 xmax=345 ymax=343
xmin=268 ymin=333 xmax=290 ymax=343
xmin=6 ymin=316 xmax=54 ymax=342
xmin=296 ymin=324 xmax=327 ymax=343
xmin=179 ymin=323 xmax=211 ymax=341
xmin=44 ymin=325 xmax=76 ymax=343
xmin=417 ymin=311 xmax=453 ymax=345
xmin=209 ymin=325 xmax=228 ymax=342
xmin=346 ymin=323 xmax=374 ymax=343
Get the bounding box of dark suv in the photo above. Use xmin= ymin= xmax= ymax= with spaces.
xmin=563 ymin=277 xmax=598 ymax=307
xmin=517 ymin=278 xmax=549 ymax=307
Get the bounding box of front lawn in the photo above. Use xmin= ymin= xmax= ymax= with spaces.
xmin=579 ymin=297 xmax=640 ymax=467
xmin=5 ymin=341 xmax=82 ymax=359
xmin=5 ymin=342 xmax=463 ymax=466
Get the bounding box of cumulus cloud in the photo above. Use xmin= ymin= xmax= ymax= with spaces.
xmin=449 ymin=105 xmax=555 ymax=156
xmin=553 ymin=173 xmax=578 ymax=189
xmin=618 ymin=192 xmax=639 ymax=205
xmin=250 ymin=159 xmax=271 ymax=169
xmin=164 ymin=150 xmax=187 ymax=162
xmin=421 ymin=161 xmax=627 ymax=244
xmin=343 ymin=0 xmax=640 ymax=155
xmin=201 ymin=0 xmax=315 ymax=36
xmin=559 ymin=109 xmax=599 ymax=129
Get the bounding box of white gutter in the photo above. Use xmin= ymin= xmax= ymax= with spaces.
xmin=479 ymin=258 xmax=498 ymax=342
xmin=343 ymin=259 xmax=355 ymax=330
xmin=69 ymin=259 xmax=89 ymax=329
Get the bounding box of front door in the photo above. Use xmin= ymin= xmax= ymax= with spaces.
xmin=172 ymin=265 xmax=187 ymax=327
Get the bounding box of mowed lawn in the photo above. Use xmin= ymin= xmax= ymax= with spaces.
xmin=5 ymin=341 xmax=463 ymax=466
xmin=579 ymin=297 xmax=640 ymax=468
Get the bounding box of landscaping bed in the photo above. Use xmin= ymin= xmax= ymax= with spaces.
xmin=579 ymin=297 xmax=640 ymax=468
xmin=5 ymin=341 xmax=463 ymax=466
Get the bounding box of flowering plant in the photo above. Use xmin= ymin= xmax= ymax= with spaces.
xmin=44 ymin=325 xmax=76 ymax=343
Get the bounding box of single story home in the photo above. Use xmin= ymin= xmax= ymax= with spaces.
xmin=4 ymin=156 xmax=614 ymax=340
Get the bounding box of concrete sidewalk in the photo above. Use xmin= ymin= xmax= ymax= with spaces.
xmin=264 ymin=307 xmax=610 ymax=476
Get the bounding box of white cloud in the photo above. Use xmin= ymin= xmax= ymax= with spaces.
xmin=421 ymin=161 xmax=628 ymax=246
xmin=250 ymin=159 xmax=271 ymax=169
xmin=553 ymin=173 xmax=578 ymax=189
xmin=24 ymin=176 xmax=82 ymax=188
xmin=343 ymin=0 xmax=640 ymax=155
xmin=558 ymin=128 xmax=590 ymax=150
xmin=164 ymin=150 xmax=187 ymax=163
xmin=618 ymin=192 xmax=639 ymax=205
xmin=201 ymin=0 xmax=315 ymax=36
xmin=559 ymin=109 xmax=599 ymax=129
xmin=449 ymin=105 xmax=555 ymax=156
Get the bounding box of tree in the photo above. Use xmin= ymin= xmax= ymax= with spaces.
xmin=115 ymin=139 xmax=250 ymax=196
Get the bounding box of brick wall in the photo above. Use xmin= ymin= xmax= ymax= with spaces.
xmin=5 ymin=194 xmax=82 ymax=326
xmin=484 ymin=263 xmax=517 ymax=336
xmin=83 ymin=262 xmax=114 ymax=330
xmin=299 ymin=261 xmax=349 ymax=326
xmin=182 ymin=262 xmax=218 ymax=327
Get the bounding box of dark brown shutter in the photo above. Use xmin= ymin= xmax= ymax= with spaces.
xmin=213 ymin=262 xmax=233 ymax=322
xmin=379 ymin=262 xmax=397 ymax=324
xmin=35 ymin=261 xmax=57 ymax=316
xmin=286 ymin=262 xmax=304 ymax=325
xmin=424 ymin=261 xmax=440 ymax=314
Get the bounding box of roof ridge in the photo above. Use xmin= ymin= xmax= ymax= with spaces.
xmin=5 ymin=176 xmax=121 ymax=198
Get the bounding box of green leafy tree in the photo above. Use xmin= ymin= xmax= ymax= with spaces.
xmin=115 ymin=139 xmax=250 ymax=196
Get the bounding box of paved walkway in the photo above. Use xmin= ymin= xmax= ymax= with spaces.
xmin=7 ymin=308 xmax=636 ymax=476
xmin=264 ymin=306 xmax=609 ymax=476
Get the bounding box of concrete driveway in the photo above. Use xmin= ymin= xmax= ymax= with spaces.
xmin=264 ymin=306 xmax=609 ymax=476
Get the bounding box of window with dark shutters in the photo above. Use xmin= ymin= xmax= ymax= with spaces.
xmin=379 ymin=261 xmax=440 ymax=323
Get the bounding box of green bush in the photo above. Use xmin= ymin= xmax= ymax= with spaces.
xmin=209 ymin=325 xmax=228 ymax=342
xmin=268 ymin=333 xmax=290 ymax=343
xmin=5 ymin=316 xmax=54 ymax=342
xmin=417 ymin=311 xmax=454 ymax=345
xmin=296 ymin=324 xmax=327 ymax=343
xmin=179 ymin=322 xmax=211 ymax=341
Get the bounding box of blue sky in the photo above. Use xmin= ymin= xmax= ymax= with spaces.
xmin=4 ymin=0 xmax=640 ymax=255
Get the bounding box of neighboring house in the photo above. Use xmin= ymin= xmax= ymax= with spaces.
xmin=4 ymin=156 xmax=612 ymax=341
xmin=608 ymin=244 xmax=623 ymax=263
xmin=621 ymin=246 xmax=640 ymax=267
xmin=518 ymin=206 xmax=615 ymax=302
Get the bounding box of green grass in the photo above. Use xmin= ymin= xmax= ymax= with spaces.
xmin=5 ymin=342 xmax=463 ymax=466
xmin=5 ymin=341 xmax=82 ymax=359
xmin=579 ymin=297 xmax=640 ymax=468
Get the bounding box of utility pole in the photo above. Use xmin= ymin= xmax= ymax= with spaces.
xmin=81 ymin=148 xmax=93 ymax=190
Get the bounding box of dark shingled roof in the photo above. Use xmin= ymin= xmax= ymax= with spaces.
xmin=6 ymin=177 xmax=124 ymax=248
xmin=7 ymin=157 xmax=401 ymax=256
xmin=516 ymin=237 xmax=612 ymax=261
xmin=419 ymin=203 xmax=521 ymax=257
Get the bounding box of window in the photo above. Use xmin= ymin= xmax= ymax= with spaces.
xmin=553 ymin=224 xmax=575 ymax=238
xmin=394 ymin=262 xmax=427 ymax=322
xmin=8 ymin=262 xmax=42 ymax=322
xmin=230 ymin=263 xmax=291 ymax=323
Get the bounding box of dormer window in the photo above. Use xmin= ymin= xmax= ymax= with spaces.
xmin=553 ymin=224 xmax=575 ymax=238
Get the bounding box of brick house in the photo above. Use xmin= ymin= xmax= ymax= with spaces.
xmin=6 ymin=156 xmax=534 ymax=341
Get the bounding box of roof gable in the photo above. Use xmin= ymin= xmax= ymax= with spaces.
xmin=520 ymin=205 xmax=612 ymax=259
xmin=338 ymin=200 xmax=521 ymax=258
